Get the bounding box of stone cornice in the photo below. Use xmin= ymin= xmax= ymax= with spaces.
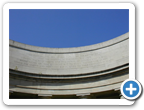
xmin=10 ymin=32 xmax=129 ymax=54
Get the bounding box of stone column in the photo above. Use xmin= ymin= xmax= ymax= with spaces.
xmin=9 ymin=91 xmax=13 ymax=97
xmin=76 ymin=93 xmax=91 ymax=99
xmin=119 ymin=94 xmax=125 ymax=99
xmin=114 ymin=88 xmax=125 ymax=99
xmin=38 ymin=94 xmax=52 ymax=99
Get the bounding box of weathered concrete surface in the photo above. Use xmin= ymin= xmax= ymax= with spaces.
xmin=9 ymin=32 xmax=129 ymax=75
xmin=9 ymin=32 xmax=129 ymax=97
xmin=10 ymin=74 xmax=128 ymax=91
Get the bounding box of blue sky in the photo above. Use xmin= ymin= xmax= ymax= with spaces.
xmin=9 ymin=9 xmax=129 ymax=48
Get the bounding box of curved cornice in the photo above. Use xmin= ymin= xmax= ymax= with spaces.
xmin=10 ymin=32 xmax=129 ymax=54
xmin=9 ymin=32 xmax=129 ymax=75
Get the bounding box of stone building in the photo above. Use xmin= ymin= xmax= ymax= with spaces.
xmin=9 ymin=32 xmax=129 ymax=99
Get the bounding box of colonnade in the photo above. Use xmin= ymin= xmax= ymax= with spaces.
xmin=9 ymin=90 xmax=125 ymax=99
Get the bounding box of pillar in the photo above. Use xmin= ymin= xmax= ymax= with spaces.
xmin=120 ymin=94 xmax=125 ymax=99
xmin=38 ymin=94 xmax=52 ymax=99
xmin=76 ymin=93 xmax=91 ymax=99
xmin=114 ymin=88 xmax=125 ymax=99
xmin=9 ymin=91 xmax=13 ymax=97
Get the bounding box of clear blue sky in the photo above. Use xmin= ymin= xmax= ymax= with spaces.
xmin=9 ymin=9 xmax=129 ymax=48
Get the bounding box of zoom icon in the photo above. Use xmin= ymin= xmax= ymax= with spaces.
xmin=121 ymin=79 xmax=142 ymax=100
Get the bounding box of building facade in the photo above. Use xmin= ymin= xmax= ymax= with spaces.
xmin=9 ymin=33 xmax=129 ymax=99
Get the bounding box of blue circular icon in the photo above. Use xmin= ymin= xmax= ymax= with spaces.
xmin=123 ymin=81 xmax=139 ymax=97
xmin=121 ymin=79 xmax=142 ymax=100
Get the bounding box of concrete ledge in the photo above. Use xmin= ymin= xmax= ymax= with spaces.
xmin=10 ymin=74 xmax=128 ymax=90
xmin=9 ymin=33 xmax=129 ymax=75
xmin=9 ymin=81 xmax=123 ymax=95
xmin=10 ymin=32 xmax=128 ymax=53
xmin=9 ymin=64 xmax=128 ymax=79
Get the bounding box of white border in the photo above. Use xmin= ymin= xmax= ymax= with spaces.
xmin=3 ymin=3 xmax=135 ymax=105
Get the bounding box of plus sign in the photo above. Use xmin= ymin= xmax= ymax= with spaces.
xmin=126 ymin=83 xmax=137 ymax=95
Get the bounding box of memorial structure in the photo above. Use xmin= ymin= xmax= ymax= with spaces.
xmin=9 ymin=32 xmax=129 ymax=99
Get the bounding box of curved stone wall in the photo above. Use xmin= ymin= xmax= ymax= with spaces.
xmin=9 ymin=32 xmax=129 ymax=98
xmin=10 ymin=32 xmax=128 ymax=75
